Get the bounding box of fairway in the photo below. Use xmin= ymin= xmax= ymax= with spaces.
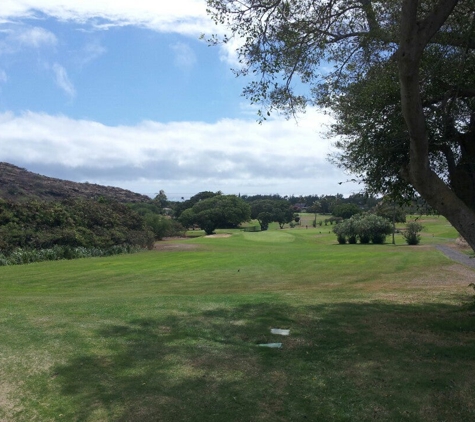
xmin=242 ymin=231 xmax=296 ymax=243
xmin=1 ymin=220 xmax=475 ymax=421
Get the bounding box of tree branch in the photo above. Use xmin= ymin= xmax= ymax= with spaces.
xmin=419 ymin=0 xmax=461 ymax=47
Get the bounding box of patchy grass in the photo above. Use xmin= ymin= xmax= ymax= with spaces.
xmin=1 ymin=217 xmax=474 ymax=421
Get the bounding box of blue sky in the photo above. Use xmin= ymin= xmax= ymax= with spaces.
xmin=0 ymin=1 xmax=360 ymax=200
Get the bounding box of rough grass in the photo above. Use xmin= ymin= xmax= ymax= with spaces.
xmin=0 ymin=217 xmax=474 ymax=421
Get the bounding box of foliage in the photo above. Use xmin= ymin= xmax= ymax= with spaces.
xmin=206 ymin=0 xmax=475 ymax=250
xmin=128 ymin=201 xmax=163 ymax=217
xmin=173 ymin=191 xmax=220 ymax=218
xmin=0 ymin=198 xmax=154 ymax=252
xmin=250 ymin=199 xmax=296 ymax=230
xmin=332 ymin=203 xmax=362 ymax=220
xmin=333 ymin=214 xmax=393 ymax=244
xmin=402 ymin=222 xmax=424 ymax=245
xmin=178 ymin=194 xmax=251 ymax=235
xmin=145 ymin=214 xmax=185 ymax=240
xmin=373 ymin=202 xmax=407 ymax=223
xmin=153 ymin=189 xmax=169 ymax=209
xmin=0 ymin=244 xmax=142 ymax=266
xmin=324 ymin=216 xmax=343 ymax=225
xmin=129 ymin=198 xmax=185 ymax=240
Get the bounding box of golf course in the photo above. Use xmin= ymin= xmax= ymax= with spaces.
xmin=1 ymin=215 xmax=475 ymax=421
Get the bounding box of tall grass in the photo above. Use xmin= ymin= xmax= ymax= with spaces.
xmin=0 ymin=244 xmax=142 ymax=266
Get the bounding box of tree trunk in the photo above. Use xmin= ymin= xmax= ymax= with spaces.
xmin=398 ymin=0 xmax=475 ymax=251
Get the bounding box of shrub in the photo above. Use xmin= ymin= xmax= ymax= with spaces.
xmin=146 ymin=214 xmax=185 ymax=240
xmin=402 ymin=221 xmax=423 ymax=245
xmin=0 ymin=245 xmax=144 ymax=266
xmin=333 ymin=214 xmax=392 ymax=244
xmin=356 ymin=214 xmax=392 ymax=244
xmin=337 ymin=234 xmax=346 ymax=244
xmin=0 ymin=198 xmax=154 ymax=251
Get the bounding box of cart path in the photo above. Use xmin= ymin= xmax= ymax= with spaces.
xmin=435 ymin=244 xmax=475 ymax=269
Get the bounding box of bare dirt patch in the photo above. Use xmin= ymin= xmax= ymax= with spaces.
xmin=153 ymin=242 xmax=200 ymax=252
xmin=393 ymin=264 xmax=475 ymax=288
xmin=0 ymin=377 xmax=22 ymax=421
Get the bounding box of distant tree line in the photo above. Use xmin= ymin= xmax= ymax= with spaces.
xmin=173 ymin=191 xmax=299 ymax=234
xmin=165 ymin=190 xmax=438 ymax=234
xmin=0 ymin=187 xmax=436 ymax=264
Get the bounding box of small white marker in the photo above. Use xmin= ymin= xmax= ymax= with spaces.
xmin=258 ymin=343 xmax=282 ymax=348
xmin=271 ymin=328 xmax=290 ymax=336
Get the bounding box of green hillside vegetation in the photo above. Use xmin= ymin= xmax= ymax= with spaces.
xmin=2 ymin=217 xmax=475 ymax=421
xmin=0 ymin=198 xmax=155 ymax=258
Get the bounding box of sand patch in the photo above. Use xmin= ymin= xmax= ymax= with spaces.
xmin=204 ymin=234 xmax=232 ymax=238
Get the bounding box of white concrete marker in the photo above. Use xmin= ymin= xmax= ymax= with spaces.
xmin=271 ymin=328 xmax=290 ymax=336
xmin=258 ymin=343 xmax=282 ymax=348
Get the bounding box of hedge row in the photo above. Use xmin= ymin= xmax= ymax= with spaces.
xmin=0 ymin=244 xmax=142 ymax=266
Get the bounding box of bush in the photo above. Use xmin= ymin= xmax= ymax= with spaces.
xmin=401 ymin=221 xmax=423 ymax=245
xmin=0 ymin=245 xmax=144 ymax=266
xmin=333 ymin=214 xmax=392 ymax=244
xmin=336 ymin=234 xmax=347 ymax=244
xmin=145 ymin=214 xmax=185 ymax=240
xmin=0 ymin=198 xmax=154 ymax=252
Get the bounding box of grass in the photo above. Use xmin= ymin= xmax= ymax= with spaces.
xmin=1 ymin=216 xmax=474 ymax=421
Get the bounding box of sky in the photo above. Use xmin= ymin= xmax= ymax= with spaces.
xmin=0 ymin=1 xmax=361 ymax=201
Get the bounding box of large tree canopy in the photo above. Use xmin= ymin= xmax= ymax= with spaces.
xmin=207 ymin=0 xmax=475 ymax=249
xmin=179 ymin=194 xmax=251 ymax=234
xmin=250 ymin=199 xmax=296 ymax=230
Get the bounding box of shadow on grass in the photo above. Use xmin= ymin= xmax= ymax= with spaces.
xmin=53 ymin=301 xmax=475 ymax=422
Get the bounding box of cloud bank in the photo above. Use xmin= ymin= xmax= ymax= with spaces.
xmin=1 ymin=1 xmax=213 ymax=36
xmin=0 ymin=109 xmax=357 ymax=198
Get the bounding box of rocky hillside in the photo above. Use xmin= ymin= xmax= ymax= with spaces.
xmin=0 ymin=162 xmax=151 ymax=203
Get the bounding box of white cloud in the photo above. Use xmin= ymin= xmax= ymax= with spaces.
xmin=1 ymin=1 xmax=213 ymax=35
xmin=0 ymin=25 xmax=57 ymax=55
xmin=0 ymin=69 xmax=7 ymax=83
xmin=0 ymin=109 xmax=361 ymax=198
xmin=76 ymin=40 xmax=106 ymax=66
xmin=52 ymin=63 xmax=76 ymax=97
xmin=15 ymin=26 xmax=57 ymax=48
xmin=170 ymin=42 xmax=197 ymax=70
xmin=0 ymin=1 xmax=241 ymax=64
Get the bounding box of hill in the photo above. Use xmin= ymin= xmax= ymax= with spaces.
xmin=0 ymin=162 xmax=150 ymax=203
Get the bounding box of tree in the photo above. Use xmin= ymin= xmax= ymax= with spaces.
xmin=145 ymin=214 xmax=185 ymax=240
xmin=332 ymin=203 xmax=362 ymax=220
xmin=373 ymin=201 xmax=407 ymax=224
xmin=153 ymin=190 xmax=169 ymax=209
xmin=402 ymin=221 xmax=424 ymax=245
xmin=207 ymin=0 xmax=475 ymax=250
xmin=307 ymin=201 xmax=321 ymax=227
xmin=250 ymin=199 xmax=296 ymax=230
xmin=174 ymin=191 xmax=219 ymax=219
xmin=178 ymin=195 xmax=251 ymax=235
